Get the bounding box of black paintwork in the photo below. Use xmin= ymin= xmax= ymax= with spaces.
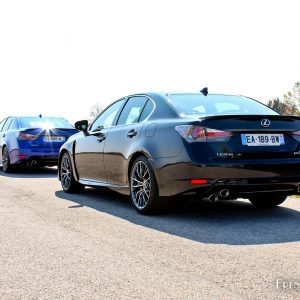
xmin=58 ymin=93 xmax=300 ymax=198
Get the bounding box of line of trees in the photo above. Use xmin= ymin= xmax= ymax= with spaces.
xmin=267 ymin=81 xmax=300 ymax=115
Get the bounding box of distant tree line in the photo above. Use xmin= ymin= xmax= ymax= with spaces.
xmin=267 ymin=81 xmax=300 ymax=115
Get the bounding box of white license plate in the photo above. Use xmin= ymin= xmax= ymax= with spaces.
xmin=241 ymin=134 xmax=285 ymax=146
xmin=44 ymin=136 xmax=65 ymax=143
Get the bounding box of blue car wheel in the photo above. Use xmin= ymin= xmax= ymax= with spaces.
xmin=2 ymin=147 xmax=14 ymax=173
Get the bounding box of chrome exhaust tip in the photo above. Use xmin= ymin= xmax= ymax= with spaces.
xmin=208 ymin=194 xmax=219 ymax=202
xmin=219 ymin=189 xmax=230 ymax=198
xmin=31 ymin=160 xmax=37 ymax=165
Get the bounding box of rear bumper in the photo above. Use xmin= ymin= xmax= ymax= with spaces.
xmin=153 ymin=157 xmax=300 ymax=197
xmin=10 ymin=148 xmax=59 ymax=166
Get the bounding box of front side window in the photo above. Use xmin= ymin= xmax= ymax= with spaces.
xmin=169 ymin=94 xmax=278 ymax=117
xmin=90 ymin=99 xmax=125 ymax=132
xmin=117 ymin=97 xmax=148 ymax=125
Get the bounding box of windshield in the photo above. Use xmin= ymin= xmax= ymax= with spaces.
xmin=19 ymin=117 xmax=74 ymax=129
xmin=169 ymin=94 xmax=278 ymax=117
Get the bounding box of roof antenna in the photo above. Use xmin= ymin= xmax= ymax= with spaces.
xmin=200 ymin=87 xmax=208 ymax=96
xmin=39 ymin=114 xmax=42 ymax=118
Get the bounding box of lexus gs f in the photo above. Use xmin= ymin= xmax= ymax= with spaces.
xmin=0 ymin=116 xmax=78 ymax=172
xmin=58 ymin=92 xmax=300 ymax=214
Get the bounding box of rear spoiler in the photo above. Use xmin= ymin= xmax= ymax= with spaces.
xmin=201 ymin=115 xmax=300 ymax=121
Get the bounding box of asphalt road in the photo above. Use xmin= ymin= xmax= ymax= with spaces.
xmin=0 ymin=167 xmax=300 ymax=299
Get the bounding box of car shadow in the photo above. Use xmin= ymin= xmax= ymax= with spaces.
xmin=0 ymin=166 xmax=58 ymax=179
xmin=55 ymin=188 xmax=300 ymax=246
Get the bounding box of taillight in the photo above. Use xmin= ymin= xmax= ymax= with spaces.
xmin=175 ymin=125 xmax=232 ymax=143
xmin=175 ymin=125 xmax=206 ymax=142
xmin=292 ymin=131 xmax=300 ymax=141
xmin=18 ymin=133 xmax=38 ymax=140
xmin=206 ymin=128 xmax=232 ymax=138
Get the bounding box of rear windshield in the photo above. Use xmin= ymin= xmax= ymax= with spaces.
xmin=19 ymin=117 xmax=74 ymax=129
xmin=169 ymin=94 xmax=278 ymax=117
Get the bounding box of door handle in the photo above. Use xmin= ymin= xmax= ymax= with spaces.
xmin=127 ymin=129 xmax=137 ymax=138
xmin=97 ymin=133 xmax=106 ymax=142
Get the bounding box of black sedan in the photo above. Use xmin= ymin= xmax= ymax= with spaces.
xmin=58 ymin=91 xmax=300 ymax=214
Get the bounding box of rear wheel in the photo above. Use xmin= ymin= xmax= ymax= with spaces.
xmin=130 ymin=156 xmax=168 ymax=214
xmin=2 ymin=147 xmax=14 ymax=173
xmin=60 ymin=152 xmax=85 ymax=193
xmin=249 ymin=194 xmax=288 ymax=207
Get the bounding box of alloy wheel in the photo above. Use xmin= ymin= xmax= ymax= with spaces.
xmin=61 ymin=154 xmax=72 ymax=190
xmin=131 ymin=161 xmax=151 ymax=209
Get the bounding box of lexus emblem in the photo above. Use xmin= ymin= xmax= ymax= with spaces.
xmin=261 ymin=119 xmax=271 ymax=128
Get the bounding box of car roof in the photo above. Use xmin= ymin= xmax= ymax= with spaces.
xmin=129 ymin=92 xmax=247 ymax=98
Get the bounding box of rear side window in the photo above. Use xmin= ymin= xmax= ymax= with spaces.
xmin=0 ymin=118 xmax=7 ymax=132
xmin=169 ymin=94 xmax=278 ymax=117
xmin=139 ymin=99 xmax=155 ymax=122
xmin=2 ymin=118 xmax=13 ymax=132
xmin=117 ymin=96 xmax=148 ymax=125
xmin=19 ymin=117 xmax=73 ymax=129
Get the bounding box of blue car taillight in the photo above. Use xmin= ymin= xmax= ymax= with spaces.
xmin=17 ymin=132 xmax=38 ymax=140
xmin=175 ymin=125 xmax=232 ymax=143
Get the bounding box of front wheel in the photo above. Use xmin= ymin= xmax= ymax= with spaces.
xmin=60 ymin=152 xmax=85 ymax=193
xmin=249 ymin=194 xmax=288 ymax=207
xmin=130 ymin=156 xmax=168 ymax=214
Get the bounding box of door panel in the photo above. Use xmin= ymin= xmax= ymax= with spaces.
xmin=74 ymin=99 xmax=126 ymax=182
xmin=104 ymin=124 xmax=144 ymax=185
xmin=74 ymin=130 xmax=108 ymax=182
xmin=103 ymin=96 xmax=148 ymax=185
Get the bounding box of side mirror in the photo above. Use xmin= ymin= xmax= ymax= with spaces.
xmin=75 ymin=120 xmax=89 ymax=132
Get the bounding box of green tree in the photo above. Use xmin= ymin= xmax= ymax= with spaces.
xmin=268 ymin=82 xmax=300 ymax=115
xmin=283 ymin=81 xmax=300 ymax=110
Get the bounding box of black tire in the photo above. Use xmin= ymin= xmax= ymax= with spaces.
xmin=249 ymin=194 xmax=288 ymax=207
xmin=60 ymin=152 xmax=85 ymax=193
xmin=130 ymin=156 xmax=169 ymax=214
xmin=2 ymin=146 xmax=14 ymax=173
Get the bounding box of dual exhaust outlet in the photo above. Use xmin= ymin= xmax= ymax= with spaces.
xmin=27 ymin=160 xmax=37 ymax=167
xmin=207 ymin=184 xmax=300 ymax=201
xmin=207 ymin=189 xmax=230 ymax=202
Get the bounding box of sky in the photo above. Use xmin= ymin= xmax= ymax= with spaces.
xmin=0 ymin=0 xmax=299 ymax=124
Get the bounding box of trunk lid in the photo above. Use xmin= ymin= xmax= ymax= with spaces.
xmin=202 ymin=115 xmax=300 ymax=159
xmin=18 ymin=128 xmax=79 ymax=149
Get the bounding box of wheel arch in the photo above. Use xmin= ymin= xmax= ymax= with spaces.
xmin=127 ymin=151 xmax=153 ymax=181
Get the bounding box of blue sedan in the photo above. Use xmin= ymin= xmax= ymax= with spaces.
xmin=0 ymin=116 xmax=78 ymax=172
